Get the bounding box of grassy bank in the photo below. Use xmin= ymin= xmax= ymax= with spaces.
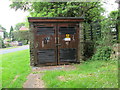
xmin=42 ymin=60 xmax=118 ymax=88
xmin=1 ymin=49 xmax=31 ymax=88
xmin=1 ymin=48 xmax=118 ymax=88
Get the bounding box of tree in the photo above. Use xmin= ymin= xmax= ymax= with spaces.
xmin=12 ymin=30 xmax=29 ymax=44
xmin=0 ymin=25 xmax=6 ymax=30
xmin=108 ymin=10 xmax=119 ymax=42
xmin=14 ymin=22 xmax=26 ymax=31
xmin=9 ymin=26 xmax=14 ymax=40
xmin=109 ymin=10 xmax=118 ymax=19
xmin=10 ymin=2 xmax=104 ymax=22
xmin=0 ymin=25 xmax=8 ymax=39
xmin=10 ymin=2 xmax=31 ymax=11
xmin=0 ymin=36 xmax=5 ymax=48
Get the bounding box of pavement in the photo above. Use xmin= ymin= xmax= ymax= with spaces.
xmin=0 ymin=45 xmax=29 ymax=54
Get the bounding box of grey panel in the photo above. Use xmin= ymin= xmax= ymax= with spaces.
xmin=59 ymin=27 xmax=76 ymax=34
xmin=37 ymin=27 xmax=54 ymax=35
xmin=37 ymin=49 xmax=55 ymax=64
xmin=60 ymin=48 xmax=76 ymax=62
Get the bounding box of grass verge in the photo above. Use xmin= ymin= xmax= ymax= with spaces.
xmin=1 ymin=49 xmax=31 ymax=88
xmin=42 ymin=60 xmax=118 ymax=88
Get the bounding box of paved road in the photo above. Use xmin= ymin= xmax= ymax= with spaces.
xmin=0 ymin=45 xmax=29 ymax=54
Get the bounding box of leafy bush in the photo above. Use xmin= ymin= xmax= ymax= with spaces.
xmin=91 ymin=46 xmax=112 ymax=61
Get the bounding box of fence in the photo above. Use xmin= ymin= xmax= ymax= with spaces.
xmin=82 ymin=18 xmax=118 ymax=60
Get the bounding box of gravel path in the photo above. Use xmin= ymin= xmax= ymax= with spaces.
xmin=0 ymin=45 xmax=29 ymax=54
xmin=23 ymin=73 xmax=45 ymax=88
xmin=23 ymin=65 xmax=76 ymax=88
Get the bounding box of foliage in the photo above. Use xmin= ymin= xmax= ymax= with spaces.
xmin=10 ymin=2 xmax=104 ymax=22
xmin=12 ymin=30 xmax=29 ymax=45
xmin=0 ymin=25 xmax=6 ymax=30
xmin=118 ymin=24 xmax=120 ymax=42
xmin=0 ymin=25 xmax=8 ymax=39
xmin=1 ymin=49 xmax=31 ymax=88
xmin=0 ymin=36 xmax=5 ymax=48
xmin=108 ymin=10 xmax=118 ymax=30
xmin=3 ymin=31 xmax=9 ymax=39
xmin=10 ymin=2 xmax=31 ymax=11
xmin=108 ymin=10 xmax=119 ymax=42
xmin=42 ymin=60 xmax=118 ymax=88
xmin=102 ymin=11 xmax=118 ymax=42
xmin=118 ymin=5 xmax=120 ymax=41
xmin=82 ymin=10 xmax=118 ymax=60
xmin=14 ymin=22 xmax=26 ymax=31
xmin=109 ymin=10 xmax=118 ymax=20
xmin=89 ymin=15 xmax=115 ymax=61
xmin=9 ymin=26 xmax=14 ymax=39
xmin=91 ymin=46 xmax=112 ymax=61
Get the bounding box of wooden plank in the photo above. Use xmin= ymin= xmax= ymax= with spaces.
xmin=28 ymin=19 xmax=84 ymax=23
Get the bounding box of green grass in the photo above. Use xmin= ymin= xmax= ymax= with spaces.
xmin=1 ymin=49 xmax=31 ymax=88
xmin=1 ymin=48 xmax=118 ymax=88
xmin=0 ymin=54 xmax=2 ymax=89
xmin=42 ymin=60 xmax=118 ymax=88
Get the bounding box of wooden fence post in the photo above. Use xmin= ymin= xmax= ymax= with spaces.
xmin=29 ymin=23 xmax=35 ymax=66
xmin=78 ymin=22 xmax=85 ymax=63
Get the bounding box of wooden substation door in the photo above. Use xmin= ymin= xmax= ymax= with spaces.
xmin=35 ymin=23 xmax=79 ymax=65
xmin=57 ymin=23 xmax=79 ymax=64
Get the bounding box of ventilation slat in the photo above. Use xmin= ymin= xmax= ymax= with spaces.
xmin=37 ymin=49 xmax=55 ymax=64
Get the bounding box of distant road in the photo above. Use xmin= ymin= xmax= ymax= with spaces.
xmin=0 ymin=45 xmax=29 ymax=54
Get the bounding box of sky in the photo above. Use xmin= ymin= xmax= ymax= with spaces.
xmin=102 ymin=0 xmax=118 ymax=16
xmin=0 ymin=0 xmax=118 ymax=32
xmin=0 ymin=0 xmax=29 ymax=32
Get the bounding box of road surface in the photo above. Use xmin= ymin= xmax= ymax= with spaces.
xmin=0 ymin=45 xmax=29 ymax=54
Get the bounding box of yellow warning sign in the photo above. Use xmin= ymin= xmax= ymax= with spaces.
xmin=65 ymin=34 xmax=70 ymax=38
xmin=64 ymin=34 xmax=71 ymax=41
